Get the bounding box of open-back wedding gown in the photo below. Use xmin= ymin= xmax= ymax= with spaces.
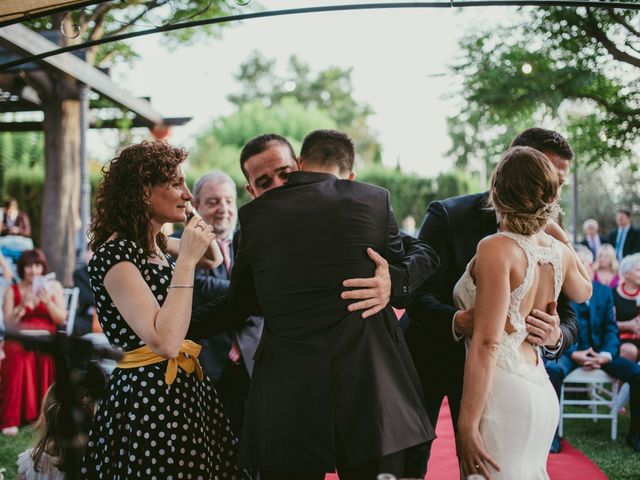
xmin=453 ymin=231 xmax=560 ymax=479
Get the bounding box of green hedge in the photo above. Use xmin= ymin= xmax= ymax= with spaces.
xmin=3 ymin=165 xmax=476 ymax=247
xmin=358 ymin=166 xmax=477 ymax=224
xmin=3 ymin=167 xmax=102 ymax=247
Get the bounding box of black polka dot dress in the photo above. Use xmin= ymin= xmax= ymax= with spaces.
xmin=81 ymin=239 xmax=248 ymax=480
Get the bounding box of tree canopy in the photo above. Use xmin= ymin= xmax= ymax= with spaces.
xmin=189 ymin=97 xmax=336 ymax=180
xmin=448 ymin=7 xmax=640 ymax=173
xmin=228 ymin=51 xmax=382 ymax=164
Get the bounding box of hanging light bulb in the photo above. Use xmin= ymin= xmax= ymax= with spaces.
xmin=60 ymin=12 xmax=81 ymax=39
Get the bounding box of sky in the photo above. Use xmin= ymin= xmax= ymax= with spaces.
xmin=94 ymin=1 xmax=514 ymax=177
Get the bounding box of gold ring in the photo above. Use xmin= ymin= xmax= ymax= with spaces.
xmin=475 ymin=463 xmax=481 ymax=470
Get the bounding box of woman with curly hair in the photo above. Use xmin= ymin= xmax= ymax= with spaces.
xmin=454 ymin=146 xmax=592 ymax=479
xmin=80 ymin=141 xmax=248 ymax=479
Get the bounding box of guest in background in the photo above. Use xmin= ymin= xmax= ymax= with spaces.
xmin=1 ymin=198 xmax=32 ymax=237
xmin=17 ymin=384 xmax=96 ymax=480
xmin=608 ymin=209 xmax=640 ymax=261
xmin=580 ymin=218 xmax=606 ymax=260
xmin=0 ymin=249 xmax=15 ymax=322
xmin=593 ymin=244 xmax=619 ymax=289
xmin=0 ymin=250 xmax=12 ymax=281
xmin=71 ymin=248 xmax=95 ymax=336
xmin=401 ymin=215 xmax=418 ymax=236
xmin=614 ymin=253 xmax=640 ymax=363
xmin=175 ymin=170 xmax=262 ymax=435
xmin=0 ymin=249 xmax=66 ymax=435
xmin=546 ymin=245 xmax=640 ymax=453
xmin=0 ymin=336 xmax=4 ymax=369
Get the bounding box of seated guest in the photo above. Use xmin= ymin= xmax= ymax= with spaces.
xmin=594 ymin=244 xmax=619 ymax=288
xmin=581 ymin=218 xmax=606 ymax=260
xmin=174 ymin=170 xmax=262 ymax=435
xmin=72 ymin=249 xmax=95 ymax=336
xmin=1 ymin=198 xmax=31 ymax=237
xmin=546 ymin=245 xmax=640 ymax=452
xmin=0 ymin=249 xmax=66 ymax=435
xmin=17 ymin=384 xmax=97 ymax=479
xmin=614 ymin=253 xmax=640 ymax=363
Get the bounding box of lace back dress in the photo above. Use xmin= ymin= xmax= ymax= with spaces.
xmin=453 ymin=232 xmax=561 ymax=479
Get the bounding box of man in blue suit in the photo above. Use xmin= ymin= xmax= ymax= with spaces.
xmin=546 ymin=245 xmax=640 ymax=453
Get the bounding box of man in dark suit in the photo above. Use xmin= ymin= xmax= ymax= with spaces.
xmin=180 ymin=170 xmax=262 ymax=436
xmin=72 ymin=249 xmax=95 ymax=336
xmin=546 ymin=245 xmax=640 ymax=453
xmin=192 ymin=131 xmax=438 ymax=479
xmin=404 ymin=127 xmax=579 ymax=476
xmin=607 ymin=209 xmax=640 ymax=261
xmin=580 ymin=218 xmax=607 ymax=260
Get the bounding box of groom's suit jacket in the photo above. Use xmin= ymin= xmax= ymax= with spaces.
xmin=405 ymin=192 xmax=578 ymax=423
xmin=191 ymin=171 xmax=438 ymax=472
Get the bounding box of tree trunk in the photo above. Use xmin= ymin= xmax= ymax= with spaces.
xmin=41 ymin=80 xmax=81 ymax=286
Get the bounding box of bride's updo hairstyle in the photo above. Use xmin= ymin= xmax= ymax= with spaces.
xmin=490 ymin=146 xmax=560 ymax=236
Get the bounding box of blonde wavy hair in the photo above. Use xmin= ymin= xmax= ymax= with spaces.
xmin=490 ymin=146 xmax=561 ymax=236
xmin=596 ymin=244 xmax=618 ymax=274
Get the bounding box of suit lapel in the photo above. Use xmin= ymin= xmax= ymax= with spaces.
xmin=477 ymin=193 xmax=498 ymax=238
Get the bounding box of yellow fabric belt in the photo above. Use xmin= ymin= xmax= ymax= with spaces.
xmin=116 ymin=340 xmax=204 ymax=385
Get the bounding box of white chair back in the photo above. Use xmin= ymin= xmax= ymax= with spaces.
xmin=63 ymin=287 xmax=80 ymax=336
xmin=560 ymin=367 xmax=620 ymax=441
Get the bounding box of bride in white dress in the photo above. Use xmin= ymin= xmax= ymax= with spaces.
xmin=455 ymin=146 xmax=592 ymax=480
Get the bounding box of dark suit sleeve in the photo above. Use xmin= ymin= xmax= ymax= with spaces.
xmin=382 ymin=193 xmax=440 ymax=307
xmin=406 ymin=200 xmax=459 ymax=340
xmin=187 ymin=231 xmax=262 ymax=338
xmin=632 ymin=228 xmax=640 ymax=255
xmin=72 ymin=267 xmax=94 ymax=313
xmin=601 ymin=288 xmax=620 ymax=357
xmin=549 ymin=293 xmax=579 ymax=359
xmin=194 ymin=269 xmax=230 ymax=299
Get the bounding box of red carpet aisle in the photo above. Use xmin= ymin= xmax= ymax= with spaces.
xmin=325 ymin=398 xmax=607 ymax=480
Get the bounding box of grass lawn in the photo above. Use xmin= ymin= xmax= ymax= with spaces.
xmin=0 ymin=427 xmax=33 ymax=479
xmin=563 ymin=409 xmax=640 ymax=480
xmin=0 ymin=411 xmax=638 ymax=479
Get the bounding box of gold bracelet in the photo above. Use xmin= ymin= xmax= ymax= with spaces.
xmin=168 ymin=285 xmax=194 ymax=289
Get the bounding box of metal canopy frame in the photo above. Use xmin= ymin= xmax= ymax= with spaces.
xmin=0 ymin=0 xmax=108 ymax=27
xmin=1 ymin=1 xmax=639 ymax=72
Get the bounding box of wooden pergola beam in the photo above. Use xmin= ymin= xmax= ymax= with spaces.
xmin=0 ymin=23 xmax=165 ymax=126
xmin=0 ymin=1 xmax=108 ymax=26
xmin=0 ymin=117 xmax=192 ymax=132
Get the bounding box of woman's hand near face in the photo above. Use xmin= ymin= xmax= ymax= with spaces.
xmin=177 ymin=214 xmax=216 ymax=267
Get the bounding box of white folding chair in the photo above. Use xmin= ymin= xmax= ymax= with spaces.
xmin=560 ymin=367 xmax=620 ymax=440
xmin=62 ymin=287 xmax=80 ymax=336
